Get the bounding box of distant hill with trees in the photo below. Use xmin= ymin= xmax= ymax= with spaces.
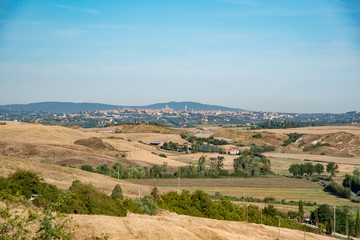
xmin=0 ymin=101 xmax=243 ymax=113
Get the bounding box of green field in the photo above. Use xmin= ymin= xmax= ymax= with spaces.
xmin=125 ymin=178 xmax=360 ymax=207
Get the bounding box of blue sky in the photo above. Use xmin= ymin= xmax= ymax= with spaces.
xmin=0 ymin=0 xmax=359 ymax=113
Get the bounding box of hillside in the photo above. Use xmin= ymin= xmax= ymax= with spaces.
xmin=213 ymin=127 xmax=360 ymax=157
xmin=0 ymin=123 xmax=187 ymax=168
xmin=72 ymin=211 xmax=333 ymax=240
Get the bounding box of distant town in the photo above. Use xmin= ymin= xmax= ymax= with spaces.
xmin=0 ymin=103 xmax=359 ymax=128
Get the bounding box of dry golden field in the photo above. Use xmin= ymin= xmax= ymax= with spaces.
xmin=0 ymin=123 xmax=187 ymax=168
xmin=72 ymin=211 xmax=335 ymax=240
xmin=255 ymin=126 xmax=360 ymax=135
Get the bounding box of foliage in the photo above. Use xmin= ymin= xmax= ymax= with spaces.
xmin=298 ymin=200 xmax=304 ymax=222
xmin=311 ymin=205 xmax=356 ymax=236
xmin=134 ymin=195 xmax=158 ymax=216
xmin=303 ymin=143 xmax=330 ymax=152
xmin=343 ymin=174 xmax=360 ymax=194
xmin=249 ymin=145 xmax=275 ymax=154
xmin=233 ymin=151 xmax=271 ymax=177
xmin=150 ymin=187 xmax=161 ymax=202
xmin=58 ymin=180 xmax=127 ymax=217
xmin=111 ymin=184 xmax=124 ymax=200
xmin=326 ymin=162 xmax=339 ymax=176
xmin=159 ymin=153 xmax=167 ymax=158
xmin=160 ymin=190 xmax=317 ymax=233
xmin=80 ymin=164 xmax=95 ymax=172
xmin=252 ymin=133 xmax=262 ymax=139
xmin=288 ymin=163 xmax=317 ymax=176
xmin=356 ymin=211 xmax=360 ymax=237
xmin=74 ymin=137 xmax=109 ymax=149
xmin=282 ymin=133 xmax=303 ymax=146
xmin=0 ymin=200 xmax=73 ymax=240
xmin=314 ymin=163 xmax=325 ymax=175
xmin=5 ymin=170 xmax=43 ymax=199
xmin=324 ymin=182 xmax=351 ymax=199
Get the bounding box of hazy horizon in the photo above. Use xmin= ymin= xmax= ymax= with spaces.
xmin=0 ymin=0 xmax=359 ymax=113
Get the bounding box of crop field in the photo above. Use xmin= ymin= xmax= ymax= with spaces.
xmin=126 ymin=177 xmax=318 ymax=188
xmin=255 ymin=126 xmax=360 ymax=135
xmin=264 ymin=152 xmax=360 ymax=165
xmin=126 ymin=178 xmax=359 ymax=207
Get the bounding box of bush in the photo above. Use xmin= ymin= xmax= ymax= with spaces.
xmin=58 ymin=180 xmax=127 ymax=217
xmin=283 ymin=133 xmax=303 ymax=146
xmin=325 ymin=182 xmax=351 ymax=199
xmin=134 ymin=195 xmax=158 ymax=215
xmin=159 ymin=153 xmax=167 ymax=158
xmin=252 ymin=133 xmax=262 ymax=139
xmin=81 ymin=165 xmax=94 ymax=172
xmin=6 ymin=170 xmax=43 ymax=199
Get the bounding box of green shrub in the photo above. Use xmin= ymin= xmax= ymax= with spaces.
xmin=81 ymin=164 xmax=95 ymax=172
xmin=111 ymin=184 xmax=124 ymax=200
xmin=7 ymin=170 xmax=42 ymax=199
xmin=252 ymin=133 xmax=262 ymax=139
xmin=283 ymin=133 xmax=303 ymax=146
xmin=134 ymin=195 xmax=158 ymax=215
xmin=159 ymin=153 xmax=167 ymax=158
xmin=58 ymin=180 xmax=127 ymax=217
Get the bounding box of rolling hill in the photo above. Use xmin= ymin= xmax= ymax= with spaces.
xmin=0 ymin=101 xmax=243 ymax=113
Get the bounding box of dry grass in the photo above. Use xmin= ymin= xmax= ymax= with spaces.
xmin=0 ymin=155 xmax=173 ymax=198
xmin=255 ymin=126 xmax=360 ymax=135
xmin=83 ymin=124 xmax=181 ymax=134
xmin=112 ymin=132 xmax=187 ymax=144
xmin=0 ymin=124 xmax=94 ymax=145
xmin=0 ymin=123 xmax=187 ymax=168
xmin=72 ymin=211 xmax=334 ymax=240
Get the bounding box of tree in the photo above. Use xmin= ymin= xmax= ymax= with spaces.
xmin=304 ymin=163 xmax=314 ymax=176
xmin=298 ymin=200 xmax=304 ymax=222
xmin=96 ymin=163 xmax=111 ymax=176
xmin=326 ymin=162 xmax=339 ymax=176
xmin=111 ymin=184 xmax=124 ymax=200
xmin=151 ymin=187 xmax=160 ymax=202
xmin=197 ymin=155 xmax=207 ymax=176
xmin=314 ymin=163 xmax=324 ymax=175
xmin=356 ymin=211 xmax=360 ymax=237
xmin=216 ymin=156 xmax=224 ymax=175
xmin=289 ymin=164 xmax=301 ymax=176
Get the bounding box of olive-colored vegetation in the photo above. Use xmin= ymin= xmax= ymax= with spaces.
xmin=74 ymin=137 xmax=113 ymax=150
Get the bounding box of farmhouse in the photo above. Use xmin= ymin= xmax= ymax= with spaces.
xmin=227 ymin=149 xmax=240 ymax=155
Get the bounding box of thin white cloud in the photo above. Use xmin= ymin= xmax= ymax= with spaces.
xmin=50 ymin=4 xmax=101 ymax=15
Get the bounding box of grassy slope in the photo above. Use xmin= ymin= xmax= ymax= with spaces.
xmin=72 ymin=211 xmax=334 ymax=240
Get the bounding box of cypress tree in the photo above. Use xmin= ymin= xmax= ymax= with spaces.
xmin=298 ymin=200 xmax=304 ymax=223
xmin=356 ymin=211 xmax=360 ymax=237
xmin=111 ymin=184 xmax=124 ymax=200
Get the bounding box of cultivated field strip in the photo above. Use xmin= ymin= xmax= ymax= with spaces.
xmin=125 ymin=177 xmax=319 ymax=188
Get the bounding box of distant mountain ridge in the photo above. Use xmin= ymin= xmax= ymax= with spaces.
xmin=0 ymin=101 xmax=243 ymax=113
